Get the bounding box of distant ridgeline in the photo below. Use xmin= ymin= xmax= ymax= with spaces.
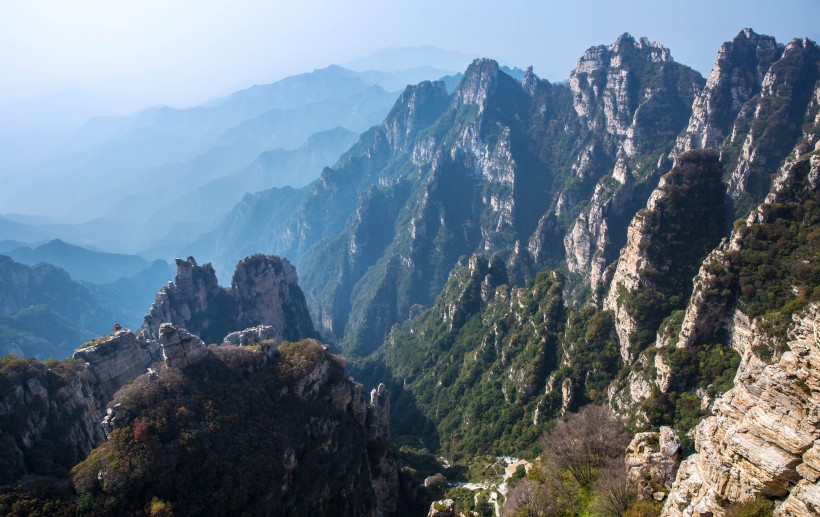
xmin=0 ymin=241 xmax=174 ymax=359
xmin=0 ymin=28 xmax=818 ymax=516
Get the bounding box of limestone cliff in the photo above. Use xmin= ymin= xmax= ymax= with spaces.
xmin=143 ymin=254 xmax=316 ymax=345
xmin=676 ymin=29 xmax=819 ymax=205
xmin=563 ymin=33 xmax=704 ymax=288
xmin=72 ymin=330 xmax=161 ymax=402
xmin=610 ymin=127 xmax=818 ymax=428
xmin=662 ymin=305 xmax=820 ymax=516
xmin=603 ymin=150 xmax=726 ymax=363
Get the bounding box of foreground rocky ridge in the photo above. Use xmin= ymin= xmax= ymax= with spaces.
xmin=663 ymin=304 xmax=820 ymax=516
xmin=1 ymin=255 xmax=399 ymax=515
xmin=73 ymin=339 xmax=402 ymax=516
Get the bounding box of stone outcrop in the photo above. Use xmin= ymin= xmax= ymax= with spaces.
xmin=158 ymin=323 xmax=208 ymax=369
xmin=222 ymin=325 xmax=277 ymax=346
xmin=72 ymin=330 xmax=161 ymax=402
xmin=230 ymin=254 xmax=317 ymax=342
xmin=662 ymin=305 xmax=820 ymax=516
xmin=626 ymin=426 xmax=681 ymax=501
xmin=143 ymin=255 xmax=316 ymax=345
xmin=427 ymin=499 xmax=455 ymax=517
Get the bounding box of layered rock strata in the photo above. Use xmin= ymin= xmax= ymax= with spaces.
xmin=158 ymin=323 xmax=208 ymax=369
xmin=662 ymin=305 xmax=820 ymax=516
xmin=72 ymin=330 xmax=160 ymax=402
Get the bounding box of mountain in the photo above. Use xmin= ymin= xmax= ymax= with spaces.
xmin=0 ymin=64 xmax=466 ymax=256
xmin=5 ymin=239 xmax=153 ymax=284
xmin=0 ymin=251 xmax=176 ymax=359
xmin=0 ymin=305 xmax=95 ymax=360
xmin=137 ymin=127 xmax=360 ymax=245
xmin=199 ymin=30 xmax=817 ymax=365
xmin=14 ymin=82 xmax=397 ymax=225
xmin=0 ymin=67 xmax=396 ymax=254
xmin=199 ymin=34 xmax=707 ymax=356
xmin=0 ymin=256 xmax=119 ymax=358
xmin=184 ymin=30 xmax=819 ymax=513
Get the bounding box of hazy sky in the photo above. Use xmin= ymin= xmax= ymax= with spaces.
xmin=2 ymin=0 xmax=819 ymax=107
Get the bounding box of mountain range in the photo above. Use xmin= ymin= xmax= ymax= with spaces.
xmin=0 ymin=29 xmax=818 ymax=516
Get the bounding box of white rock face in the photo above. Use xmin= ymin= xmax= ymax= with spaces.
xmin=73 ymin=330 xmax=161 ymax=401
xmin=222 ymin=325 xmax=277 ymax=346
xmin=662 ymin=305 xmax=820 ymax=516
xmin=561 ymin=32 xmax=704 ymax=289
xmin=158 ymin=323 xmax=208 ymax=369
xmin=675 ymin=29 xmax=782 ymax=154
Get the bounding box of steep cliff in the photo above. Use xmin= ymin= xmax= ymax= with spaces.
xmin=142 ymin=254 xmax=316 ymax=345
xmin=192 ymin=35 xmax=706 ymax=356
xmin=663 ymin=305 xmax=820 ymax=516
xmin=340 ymin=44 xmax=705 ymax=354
xmin=676 ymin=29 xmax=819 ymax=210
xmin=607 ymin=131 xmax=818 ymax=457
xmin=0 ymin=357 xmax=102 ymax=485
xmin=72 ymin=330 xmax=161 ymax=402
xmin=563 ymin=33 xmax=704 ymax=289
xmin=603 ymin=149 xmax=727 ymax=364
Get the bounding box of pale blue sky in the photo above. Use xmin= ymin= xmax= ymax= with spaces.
xmin=1 ymin=0 xmax=818 ymax=107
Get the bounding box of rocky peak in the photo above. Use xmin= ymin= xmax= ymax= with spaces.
xmin=569 ymin=33 xmax=695 ymax=140
xmin=521 ymin=65 xmax=539 ymax=96
xmin=173 ymin=256 xmax=219 ymax=301
xmin=674 ymin=29 xmax=819 ymax=204
xmin=454 ymin=58 xmax=502 ymax=109
xmin=231 ymin=254 xmax=316 ymax=342
xmin=612 ymin=32 xmax=673 ymax=63
xmin=143 ymin=254 xmax=316 ymax=345
xmin=760 ymin=36 xmax=818 ymax=98
xmin=382 ymin=80 xmax=450 ymax=154
xmin=442 ymin=254 xmax=508 ymax=327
